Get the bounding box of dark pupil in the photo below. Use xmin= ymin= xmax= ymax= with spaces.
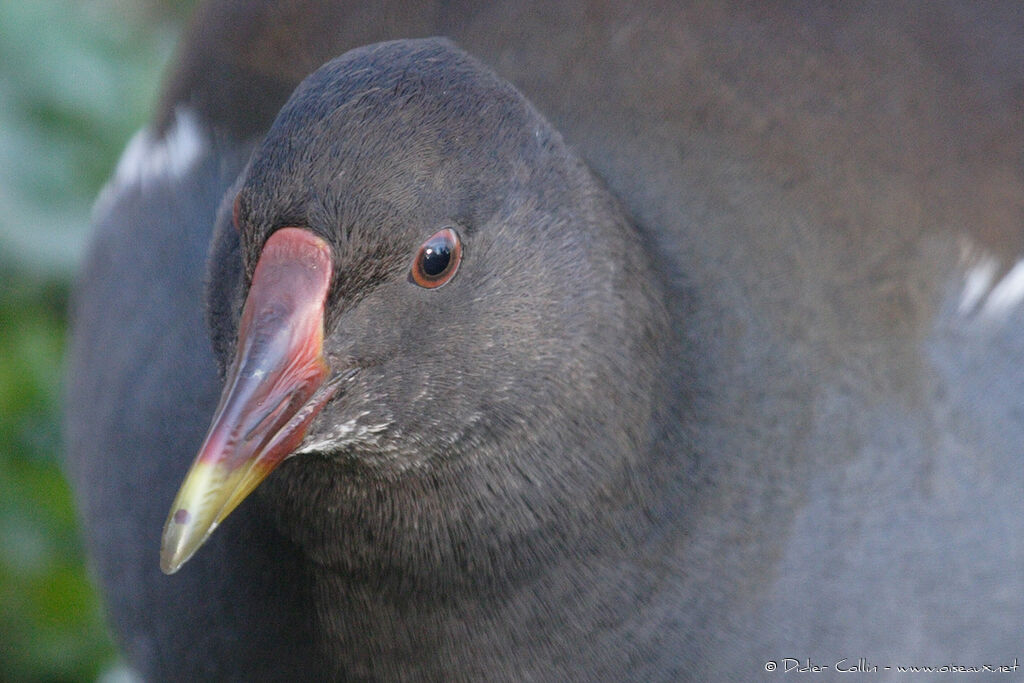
xmin=421 ymin=239 xmax=451 ymax=277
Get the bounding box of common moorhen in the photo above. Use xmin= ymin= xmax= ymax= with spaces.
xmin=67 ymin=1 xmax=1024 ymax=680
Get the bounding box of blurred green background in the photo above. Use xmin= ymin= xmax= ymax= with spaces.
xmin=0 ymin=1 xmax=195 ymax=680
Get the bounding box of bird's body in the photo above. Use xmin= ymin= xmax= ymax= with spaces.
xmin=67 ymin=2 xmax=1024 ymax=680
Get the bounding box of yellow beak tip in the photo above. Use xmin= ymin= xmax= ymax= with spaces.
xmin=160 ymin=509 xmax=198 ymax=575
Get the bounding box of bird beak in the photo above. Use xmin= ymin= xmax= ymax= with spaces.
xmin=160 ymin=228 xmax=335 ymax=574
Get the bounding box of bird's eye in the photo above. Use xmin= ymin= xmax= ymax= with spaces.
xmin=409 ymin=228 xmax=462 ymax=288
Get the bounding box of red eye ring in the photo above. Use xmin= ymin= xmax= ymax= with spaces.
xmin=409 ymin=228 xmax=462 ymax=289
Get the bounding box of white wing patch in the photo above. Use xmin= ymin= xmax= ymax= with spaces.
xmin=957 ymin=256 xmax=998 ymax=315
xmin=955 ymin=242 xmax=1024 ymax=323
xmin=92 ymin=107 xmax=205 ymax=221
xmin=979 ymin=259 xmax=1024 ymax=319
